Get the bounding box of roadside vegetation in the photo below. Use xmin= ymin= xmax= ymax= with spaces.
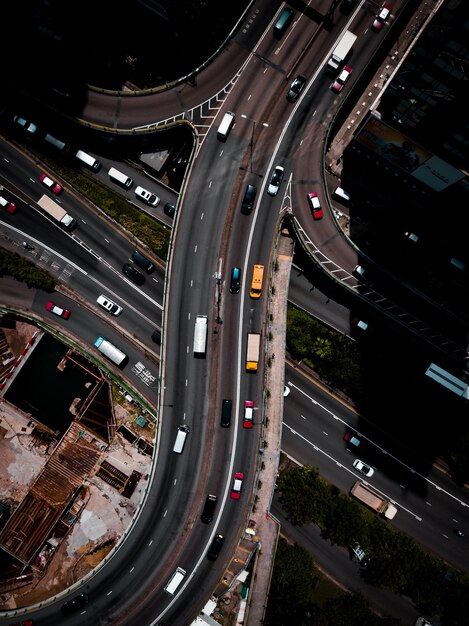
xmin=0 ymin=247 xmax=55 ymax=291
xmin=265 ymin=461 xmax=469 ymax=625
xmin=287 ymin=303 xmax=363 ymax=399
xmin=264 ymin=538 xmax=400 ymax=626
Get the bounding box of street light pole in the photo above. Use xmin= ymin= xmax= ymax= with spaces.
xmin=249 ymin=120 xmax=255 ymax=173
xmin=241 ymin=114 xmax=269 ymax=175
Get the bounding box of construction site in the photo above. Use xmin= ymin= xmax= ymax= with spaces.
xmin=0 ymin=316 xmax=154 ymax=609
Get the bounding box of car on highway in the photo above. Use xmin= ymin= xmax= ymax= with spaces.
xmin=45 ymin=301 xmax=71 ymax=319
xmin=39 ymin=173 xmax=62 ymax=194
xmin=286 ymin=75 xmax=306 ymax=102
xmin=243 ymin=400 xmax=254 ymax=429
xmin=353 ymin=459 xmax=374 ymax=477
xmin=372 ymin=2 xmax=392 ymax=31
xmin=267 ymin=165 xmax=284 ymax=196
xmin=283 ymin=385 xmax=291 ymax=397
xmin=230 ymin=267 xmax=241 ymax=294
xmin=122 ymin=263 xmax=145 ymax=285
xmin=207 ymin=533 xmax=225 ymax=561
xmin=135 ymin=186 xmax=160 ymax=207
xmin=97 ymin=294 xmax=123 ymax=316
xmin=230 ymin=472 xmax=244 ymax=499
xmin=61 ymin=592 xmax=88 ymax=615
xmin=344 ymin=430 xmax=362 ymax=449
xmin=330 ymin=65 xmax=352 ymax=93
xmin=307 ymin=192 xmax=323 ymax=220
xmin=13 ymin=115 xmax=37 ymax=134
xmin=10 ymin=621 xmax=33 ymax=626
xmin=0 ymin=195 xmax=17 ymax=214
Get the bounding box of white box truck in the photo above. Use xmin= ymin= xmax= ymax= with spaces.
xmin=326 ymin=30 xmax=357 ymax=76
xmin=37 ymin=194 xmax=76 ymax=230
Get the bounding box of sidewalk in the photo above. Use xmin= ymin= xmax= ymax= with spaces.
xmin=243 ymin=224 xmax=294 ymax=626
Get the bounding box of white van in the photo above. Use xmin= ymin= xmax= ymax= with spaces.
xmin=44 ymin=133 xmax=69 ymax=153
xmin=333 ymin=186 xmax=351 ymax=203
xmin=164 ymin=566 xmax=186 ymax=595
xmin=76 ymin=150 xmax=101 ymax=172
xmin=173 ymin=425 xmax=189 ymax=454
xmin=217 ymin=111 xmax=235 ymax=141
xmin=108 ymin=167 xmax=133 ymax=189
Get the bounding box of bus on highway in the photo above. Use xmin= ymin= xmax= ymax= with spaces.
xmin=249 ymin=264 xmax=264 ymax=299
xmin=193 ymin=314 xmax=208 ymax=357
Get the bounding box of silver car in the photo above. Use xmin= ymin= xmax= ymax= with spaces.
xmin=135 ymin=186 xmax=160 ymax=207
xmin=267 ymin=165 xmax=284 ymax=196
xmin=97 ymin=294 xmax=123 ymax=316
xmin=353 ymin=459 xmax=374 ymax=477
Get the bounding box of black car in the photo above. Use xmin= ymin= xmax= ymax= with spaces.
xmin=164 ymin=202 xmax=176 ymax=218
xmin=230 ymin=267 xmax=241 ymax=294
xmin=122 ymin=263 xmax=145 ymax=286
xmin=207 ymin=533 xmax=224 ymax=561
xmin=61 ymin=593 xmax=88 ymax=615
xmin=201 ymin=494 xmax=218 ymax=524
xmin=286 ymin=75 xmax=306 ymax=102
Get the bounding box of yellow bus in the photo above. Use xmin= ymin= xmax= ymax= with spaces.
xmin=249 ymin=264 xmax=264 ymax=299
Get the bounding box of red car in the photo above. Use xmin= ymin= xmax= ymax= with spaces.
xmin=0 ymin=195 xmax=17 ymax=214
xmin=39 ymin=173 xmax=62 ymax=195
xmin=243 ymin=400 xmax=254 ymax=429
xmin=307 ymin=192 xmax=323 ymax=220
xmin=372 ymin=2 xmax=392 ymax=31
xmin=230 ymin=472 xmax=244 ymax=499
xmin=331 ymin=66 xmax=352 ymax=93
xmin=46 ymin=301 xmax=71 ymax=320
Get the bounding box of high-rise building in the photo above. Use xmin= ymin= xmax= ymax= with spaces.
xmin=377 ymin=0 xmax=469 ymax=174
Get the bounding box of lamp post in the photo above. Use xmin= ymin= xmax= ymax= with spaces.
xmin=241 ymin=114 xmax=269 ymax=174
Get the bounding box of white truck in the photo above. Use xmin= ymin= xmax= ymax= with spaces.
xmin=246 ymin=332 xmax=261 ymax=372
xmin=350 ymin=481 xmax=398 ymax=520
xmin=37 ymin=194 xmax=76 ymax=230
xmin=326 ymin=30 xmax=357 ymax=76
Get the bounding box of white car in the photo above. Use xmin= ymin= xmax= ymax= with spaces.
xmin=135 ymin=186 xmax=160 ymax=207
xmin=97 ymin=294 xmax=123 ymax=316
xmin=353 ymin=459 xmax=374 ymax=477
xmin=13 ymin=115 xmax=37 ymax=134
xmin=267 ymin=165 xmax=284 ymax=196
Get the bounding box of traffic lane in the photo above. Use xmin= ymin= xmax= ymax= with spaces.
xmin=280 ymin=421 xmax=469 ymax=572
xmin=77 ymin=0 xmax=307 ymax=130
xmin=271 ymin=493 xmax=422 ymax=625
xmin=0 ymin=139 xmax=167 ymax=272
xmin=281 ymin=371 xmax=469 ymax=571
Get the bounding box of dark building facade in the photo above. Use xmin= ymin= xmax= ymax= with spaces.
xmin=378 ymin=0 xmax=469 ymax=173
